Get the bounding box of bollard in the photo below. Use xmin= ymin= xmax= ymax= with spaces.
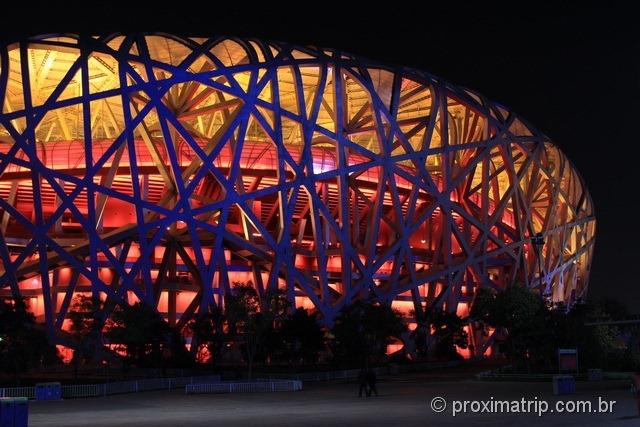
xmin=552 ymin=375 xmax=576 ymax=395
xmin=13 ymin=398 xmax=28 ymax=427
xmin=0 ymin=398 xmax=15 ymax=427
xmin=35 ymin=383 xmax=61 ymax=401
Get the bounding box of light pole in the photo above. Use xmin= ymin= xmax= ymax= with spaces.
xmin=531 ymin=232 xmax=545 ymax=296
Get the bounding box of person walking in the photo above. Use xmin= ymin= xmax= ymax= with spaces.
xmin=366 ymin=369 xmax=378 ymax=397
xmin=358 ymin=369 xmax=369 ymax=397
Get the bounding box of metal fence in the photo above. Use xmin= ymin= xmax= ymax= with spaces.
xmin=185 ymin=380 xmax=302 ymax=394
xmin=0 ymin=387 xmax=36 ymax=399
xmin=253 ymin=360 xmax=470 ymax=382
xmin=255 ymin=367 xmax=388 ymax=382
xmin=0 ymin=375 xmax=221 ymax=399
xmin=0 ymin=360 xmax=472 ymax=399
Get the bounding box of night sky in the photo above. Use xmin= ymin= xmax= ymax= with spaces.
xmin=1 ymin=2 xmax=638 ymax=310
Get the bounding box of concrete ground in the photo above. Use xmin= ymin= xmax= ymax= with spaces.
xmin=28 ymin=371 xmax=639 ymax=426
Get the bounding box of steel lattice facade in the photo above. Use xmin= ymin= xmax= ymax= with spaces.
xmin=0 ymin=34 xmax=594 ymax=355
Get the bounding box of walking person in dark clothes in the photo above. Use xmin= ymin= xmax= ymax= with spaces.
xmin=358 ymin=369 xmax=369 ymax=397
xmin=366 ymin=369 xmax=378 ymax=396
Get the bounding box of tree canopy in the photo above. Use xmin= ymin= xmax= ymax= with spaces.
xmin=105 ymin=301 xmax=189 ymax=367
xmin=0 ymin=298 xmax=59 ymax=384
xmin=330 ymin=299 xmax=406 ymax=366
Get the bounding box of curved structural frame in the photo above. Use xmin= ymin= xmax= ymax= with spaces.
xmin=0 ymin=34 xmax=594 ymax=355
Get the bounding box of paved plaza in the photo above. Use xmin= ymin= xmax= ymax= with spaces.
xmin=28 ymin=370 xmax=638 ymax=426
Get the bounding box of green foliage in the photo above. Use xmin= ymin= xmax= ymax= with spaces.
xmin=471 ymin=283 xmax=548 ymax=371
xmin=279 ymin=308 xmax=325 ymax=366
xmin=0 ymin=298 xmax=59 ymax=384
xmin=68 ymin=295 xmax=105 ymax=363
xmin=480 ymin=284 xmax=546 ymax=331
xmin=559 ymin=299 xmax=639 ymax=371
xmin=469 ymin=287 xmax=495 ymax=325
xmin=330 ymin=299 xmax=406 ymax=366
xmin=224 ymin=283 xmax=261 ymax=337
xmin=411 ymin=319 xmax=429 ymax=358
xmin=428 ymin=309 xmax=469 ymax=359
xmin=471 ymin=284 xmax=640 ymax=372
xmin=189 ymin=306 xmax=225 ymax=367
xmin=410 ymin=307 xmax=468 ymax=360
xmin=105 ymin=302 xmax=187 ymax=367
xmin=224 ymin=283 xmax=291 ymax=378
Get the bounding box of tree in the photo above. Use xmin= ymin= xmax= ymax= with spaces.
xmin=189 ymin=306 xmax=226 ymax=368
xmin=280 ymin=308 xmax=324 ymax=366
xmin=224 ymin=283 xmax=290 ymax=378
xmin=470 ymin=284 xmax=547 ymax=372
xmin=472 ymin=285 xmax=640 ymax=373
xmin=410 ymin=308 xmax=468 ymax=360
xmin=552 ymin=299 xmax=636 ymax=371
xmin=105 ymin=302 xmax=174 ymax=367
xmin=164 ymin=328 xmax=192 ymax=370
xmin=428 ymin=308 xmax=468 ymax=360
xmin=0 ymin=298 xmax=59 ymax=385
xmin=224 ymin=282 xmax=260 ymax=379
xmin=68 ymin=295 xmax=105 ymax=369
xmin=330 ymin=299 xmax=406 ymax=367
xmin=411 ymin=313 xmax=430 ymax=358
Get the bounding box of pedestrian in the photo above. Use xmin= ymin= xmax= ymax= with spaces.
xmin=358 ymin=369 xmax=368 ymax=397
xmin=366 ymin=369 xmax=378 ymax=397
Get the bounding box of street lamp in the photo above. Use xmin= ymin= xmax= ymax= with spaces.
xmin=531 ymin=232 xmax=545 ymax=296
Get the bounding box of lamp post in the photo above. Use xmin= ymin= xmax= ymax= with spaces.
xmin=531 ymin=232 xmax=545 ymax=296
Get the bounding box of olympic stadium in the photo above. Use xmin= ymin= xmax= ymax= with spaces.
xmin=0 ymin=34 xmax=595 ymax=357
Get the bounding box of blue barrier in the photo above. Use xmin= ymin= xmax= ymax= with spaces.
xmin=35 ymin=383 xmax=61 ymax=401
xmin=552 ymin=375 xmax=576 ymax=395
xmin=0 ymin=397 xmax=28 ymax=427
xmin=0 ymin=374 xmax=222 ymax=400
xmin=0 ymin=399 xmax=14 ymax=427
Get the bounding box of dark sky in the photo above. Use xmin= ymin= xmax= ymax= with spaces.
xmin=1 ymin=2 xmax=638 ymax=310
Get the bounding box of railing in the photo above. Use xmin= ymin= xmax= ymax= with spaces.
xmin=251 ymin=361 xmax=468 ymax=383
xmin=0 ymin=374 xmax=221 ymax=399
xmin=476 ymin=370 xmax=633 ymax=382
xmin=62 ymin=383 xmax=104 ymax=398
xmin=1 ymin=359 xmax=474 ymax=399
xmin=255 ymin=366 xmax=393 ymax=382
xmin=0 ymin=387 xmax=35 ymax=399
xmin=185 ymin=380 xmax=302 ymax=394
